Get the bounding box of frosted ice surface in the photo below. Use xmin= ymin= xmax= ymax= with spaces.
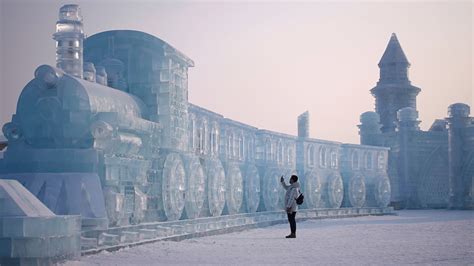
xmin=0 ymin=179 xmax=54 ymax=217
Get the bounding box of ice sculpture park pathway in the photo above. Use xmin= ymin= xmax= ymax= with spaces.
xmin=66 ymin=210 xmax=473 ymax=265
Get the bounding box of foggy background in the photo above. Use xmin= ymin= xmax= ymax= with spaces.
xmin=0 ymin=0 xmax=472 ymax=144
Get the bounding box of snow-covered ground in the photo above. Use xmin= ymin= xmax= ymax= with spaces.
xmin=66 ymin=210 xmax=474 ymax=265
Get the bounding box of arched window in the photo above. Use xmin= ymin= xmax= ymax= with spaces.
xmin=202 ymin=120 xmax=208 ymax=155
xmin=330 ymin=149 xmax=338 ymax=169
xmin=197 ymin=123 xmax=203 ymax=154
xmin=307 ymin=145 xmax=315 ymax=166
xmin=271 ymin=141 xmax=276 ymax=161
xmin=319 ymin=146 xmax=328 ymax=168
xmin=228 ymin=133 xmax=233 ymax=159
xmin=247 ymin=137 xmax=252 ymax=160
xmin=287 ymin=146 xmax=291 ymax=164
xmin=189 ymin=114 xmax=196 ymax=151
xmin=209 ymin=122 xmax=218 ymax=156
xmin=352 ymin=150 xmax=360 ymax=169
xmin=233 ymin=133 xmax=238 ymax=158
xmin=209 ymin=129 xmax=214 ymax=156
xmin=213 ymin=125 xmax=219 ymax=155
xmin=278 ymin=141 xmax=283 ymax=163
xmin=239 ymin=134 xmax=244 ymax=160
xmin=377 ymin=152 xmax=385 ymax=170
xmin=365 ymin=152 xmax=373 ymax=169
xmin=265 ymin=139 xmax=271 ymax=161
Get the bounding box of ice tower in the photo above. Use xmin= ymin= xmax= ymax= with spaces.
xmin=360 ymin=33 xmax=474 ymax=209
xmin=371 ymin=33 xmax=421 ymax=133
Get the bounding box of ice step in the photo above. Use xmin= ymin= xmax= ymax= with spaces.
xmin=217 ymin=220 xmax=227 ymax=229
xmin=81 ymin=236 xmax=98 ymax=250
xmin=183 ymin=224 xmax=196 ymax=234
xmin=120 ymin=231 xmax=140 ymax=243
xmin=98 ymin=233 xmax=120 ymax=246
xmin=139 ymin=228 xmax=157 ymax=239
xmin=206 ymin=222 xmax=217 ymax=230
xmin=195 ymin=222 xmax=208 ymax=232
xmin=156 ymin=226 xmax=172 ymax=237
xmin=171 ymin=225 xmax=184 ymax=235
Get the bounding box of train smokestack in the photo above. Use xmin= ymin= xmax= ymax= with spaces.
xmin=53 ymin=4 xmax=84 ymax=78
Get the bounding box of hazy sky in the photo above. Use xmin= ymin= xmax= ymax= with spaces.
xmin=0 ymin=0 xmax=472 ymax=144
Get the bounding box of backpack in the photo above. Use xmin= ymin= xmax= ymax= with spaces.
xmin=295 ymin=192 xmax=304 ymax=205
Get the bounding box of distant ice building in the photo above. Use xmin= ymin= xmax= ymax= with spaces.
xmin=359 ymin=33 xmax=474 ymax=209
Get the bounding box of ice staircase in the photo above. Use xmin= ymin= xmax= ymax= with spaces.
xmin=81 ymin=207 xmax=394 ymax=254
xmin=0 ymin=179 xmax=81 ymax=265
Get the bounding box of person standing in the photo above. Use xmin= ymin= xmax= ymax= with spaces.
xmin=280 ymin=175 xmax=300 ymax=238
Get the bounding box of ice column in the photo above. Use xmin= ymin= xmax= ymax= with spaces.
xmin=297 ymin=111 xmax=310 ymax=138
xmin=397 ymin=107 xmax=421 ymax=208
xmin=53 ymin=4 xmax=84 ymax=78
xmin=358 ymin=111 xmax=382 ymax=145
xmin=447 ymin=103 xmax=472 ymax=209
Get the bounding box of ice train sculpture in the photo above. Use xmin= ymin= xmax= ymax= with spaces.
xmin=0 ymin=4 xmax=391 ymax=229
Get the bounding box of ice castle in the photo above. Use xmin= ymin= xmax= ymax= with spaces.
xmin=358 ymin=34 xmax=474 ymax=210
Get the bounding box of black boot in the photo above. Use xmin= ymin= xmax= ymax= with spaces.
xmin=285 ymin=233 xmax=296 ymax=238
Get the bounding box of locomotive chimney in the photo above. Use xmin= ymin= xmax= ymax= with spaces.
xmin=53 ymin=4 xmax=84 ymax=78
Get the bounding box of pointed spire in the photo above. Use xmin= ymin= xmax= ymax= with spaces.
xmin=378 ymin=33 xmax=410 ymax=67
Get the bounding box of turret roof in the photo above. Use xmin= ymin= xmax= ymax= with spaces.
xmin=378 ymin=33 xmax=410 ymax=66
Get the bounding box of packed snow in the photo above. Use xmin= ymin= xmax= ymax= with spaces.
xmin=66 ymin=210 xmax=473 ymax=265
